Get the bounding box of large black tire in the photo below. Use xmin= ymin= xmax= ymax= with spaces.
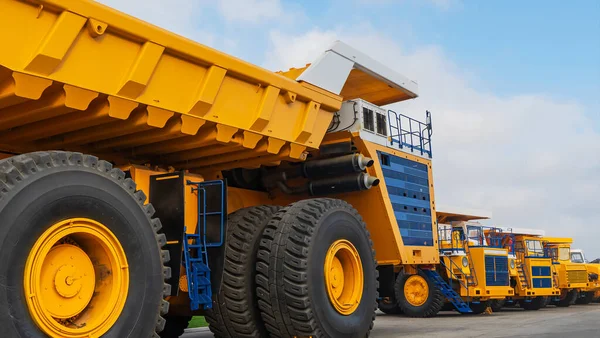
xmin=466 ymin=301 xmax=490 ymax=315
xmin=0 ymin=152 xmax=171 ymax=337
xmin=206 ymin=206 xmax=280 ymax=338
xmin=395 ymin=270 xmax=444 ymax=318
xmin=540 ymin=296 xmax=551 ymax=308
xmin=159 ymin=316 xmax=192 ymax=338
xmin=522 ymin=297 xmax=544 ymax=311
xmin=557 ymin=289 xmax=577 ymax=307
xmin=441 ymin=302 xmax=456 ymax=312
xmin=575 ymin=291 xmax=595 ymax=305
xmin=256 ymin=198 xmax=378 ymax=338
xmin=490 ymin=299 xmax=505 ymax=312
xmin=378 ymin=297 xmax=403 ymax=315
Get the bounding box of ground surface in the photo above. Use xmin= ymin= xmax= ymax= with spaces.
xmin=182 ymin=303 xmax=600 ymax=338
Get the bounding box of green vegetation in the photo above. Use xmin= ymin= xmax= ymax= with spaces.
xmin=188 ymin=316 xmax=209 ymax=329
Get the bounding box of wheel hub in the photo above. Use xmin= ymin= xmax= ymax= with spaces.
xmin=24 ymin=218 xmax=129 ymax=338
xmin=42 ymin=245 xmax=95 ymax=318
xmin=324 ymin=239 xmax=363 ymax=315
xmin=404 ymin=275 xmax=429 ymax=307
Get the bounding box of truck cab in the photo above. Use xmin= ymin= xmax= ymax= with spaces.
xmin=497 ymin=230 xmax=560 ymax=310
xmin=436 ymin=211 xmax=514 ymax=314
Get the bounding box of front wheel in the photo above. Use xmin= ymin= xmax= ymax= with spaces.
xmin=395 ymin=270 xmax=444 ymax=317
xmin=378 ymin=297 xmax=403 ymax=315
xmin=490 ymin=299 xmax=505 ymax=312
xmin=522 ymin=297 xmax=543 ymax=311
xmin=575 ymin=291 xmax=595 ymax=305
xmin=0 ymin=152 xmax=171 ymax=338
xmin=466 ymin=301 xmax=490 ymax=314
xmin=557 ymin=289 xmax=577 ymax=307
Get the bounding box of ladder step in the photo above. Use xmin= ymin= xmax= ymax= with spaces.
xmin=199 ymin=211 xmax=223 ymax=216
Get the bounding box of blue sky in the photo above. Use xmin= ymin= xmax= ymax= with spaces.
xmin=101 ymin=0 xmax=600 ymax=257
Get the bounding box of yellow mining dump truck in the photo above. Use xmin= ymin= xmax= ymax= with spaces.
xmin=541 ymin=241 xmax=600 ymax=306
xmin=434 ymin=211 xmax=514 ymax=314
xmin=542 ymin=238 xmax=587 ymax=307
xmin=0 ymin=0 xmax=461 ymax=337
xmin=570 ymin=249 xmax=600 ymax=303
xmin=496 ymin=230 xmax=560 ymax=310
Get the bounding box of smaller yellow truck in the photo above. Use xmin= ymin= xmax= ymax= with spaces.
xmin=570 ymin=249 xmax=600 ymax=304
xmin=496 ymin=229 xmax=560 ymax=310
xmin=436 ymin=211 xmax=514 ymax=314
xmin=542 ymin=238 xmax=590 ymax=307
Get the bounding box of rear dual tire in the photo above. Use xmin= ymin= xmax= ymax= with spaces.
xmin=256 ymin=198 xmax=378 ymax=338
xmin=206 ymin=205 xmax=280 ymax=338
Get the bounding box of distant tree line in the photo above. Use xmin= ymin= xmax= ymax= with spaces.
xmin=592 ymin=258 xmax=600 ymax=264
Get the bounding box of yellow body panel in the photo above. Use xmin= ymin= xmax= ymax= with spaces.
xmin=584 ymin=263 xmax=600 ymax=292
xmin=336 ymin=136 xmax=438 ymax=265
xmin=0 ymin=0 xmax=347 ymax=173
xmin=508 ymin=235 xmax=560 ymax=298
xmin=543 ymin=240 xmax=592 ymax=292
xmin=460 ymin=247 xmax=513 ymax=300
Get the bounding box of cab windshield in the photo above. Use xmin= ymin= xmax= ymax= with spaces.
xmin=526 ymin=240 xmax=545 ymax=257
xmin=558 ymin=247 xmax=570 ymax=261
xmin=571 ymin=252 xmax=585 ymax=263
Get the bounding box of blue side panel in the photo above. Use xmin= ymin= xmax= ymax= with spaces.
xmin=531 ymin=266 xmax=551 ymax=276
xmin=532 ymin=278 xmax=552 ymax=288
xmin=378 ymin=151 xmax=433 ymax=246
xmin=485 ymin=256 xmax=509 ymax=286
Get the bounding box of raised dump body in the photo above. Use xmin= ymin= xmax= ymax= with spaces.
xmin=0 ymin=0 xmax=415 ymax=171
xmin=0 ymin=1 xmax=445 ymax=338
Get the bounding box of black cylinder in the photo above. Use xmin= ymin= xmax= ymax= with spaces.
xmin=303 ymin=154 xmax=374 ymax=179
xmin=308 ymin=173 xmax=380 ymax=196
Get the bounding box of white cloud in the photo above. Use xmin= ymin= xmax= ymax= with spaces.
xmin=265 ymin=28 xmax=600 ymax=258
xmin=357 ymin=0 xmax=459 ymax=10
xmin=217 ymin=0 xmax=283 ymax=23
xmin=97 ymin=0 xmax=215 ymax=45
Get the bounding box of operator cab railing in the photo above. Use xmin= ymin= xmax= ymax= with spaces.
xmin=388 ymin=110 xmax=433 ymax=157
xmin=438 ymin=224 xmax=511 ymax=253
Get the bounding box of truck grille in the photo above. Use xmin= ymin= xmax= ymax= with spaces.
xmin=567 ymin=270 xmax=588 ymax=284
xmin=485 ymin=256 xmax=509 ymax=286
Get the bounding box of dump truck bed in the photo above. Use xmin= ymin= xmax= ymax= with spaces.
xmin=0 ymin=0 xmax=345 ymax=171
xmin=0 ymin=0 xmax=418 ymax=173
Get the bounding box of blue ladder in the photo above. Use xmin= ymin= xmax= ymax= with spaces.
xmin=183 ymin=180 xmax=226 ymax=311
xmin=183 ymin=231 xmax=213 ymax=310
xmin=422 ymin=269 xmax=472 ymax=313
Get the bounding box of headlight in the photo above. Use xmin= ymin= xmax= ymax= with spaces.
xmin=462 ymin=257 xmax=469 ymax=267
xmin=510 ymin=259 xmax=515 ymax=269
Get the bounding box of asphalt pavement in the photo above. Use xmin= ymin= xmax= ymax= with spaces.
xmin=182 ymin=303 xmax=600 ymax=338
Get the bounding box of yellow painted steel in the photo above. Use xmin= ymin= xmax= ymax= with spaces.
xmin=0 ymin=0 xmax=355 ymax=172
xmin=510 ymin=235 xmax=560 ymax=298
xmin=328 ymin=134 xmax=438 ymax=265
xmin=324 ymin=240 xmax=364 ymax=315
xmin=404 ymin=275 xmax=429 ymax=306
xmin=543 ymin=239 xmax=589 ymax=292
xmin=24 ymin=218 xmax=128 ymax=338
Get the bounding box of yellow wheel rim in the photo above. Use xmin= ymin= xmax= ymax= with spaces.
xmin=24 ymin=218 xmax=129 ymax=338
xmin=404 ymin=275 xmax=429 ymax=307
xmin=324 ymin=239 xmax=363 ymax=315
